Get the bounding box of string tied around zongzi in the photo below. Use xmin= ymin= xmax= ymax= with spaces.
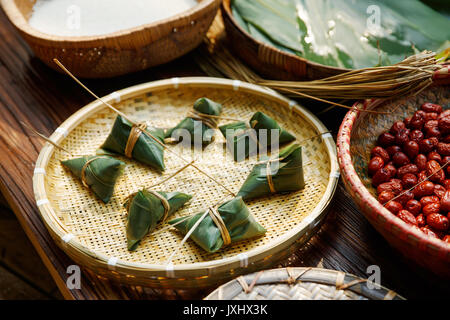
xmin=256 ymin=156 xmax=288 ymax=195
xmin=167 ymin=197 xmax=266 ymax=256
xmin=148 ymin=190 xmax=171 ymax=222
xmin=124 ymin=122 xmax=148 ymax=158
xmin=123 ymin=190 xmax=171 ymax=221
xmin=208 ymin=205 xmax=231 ymax=246
xmin=80 ymin=156 xmax=111 ymax=188
xmin=266 ymin=161 xmax=276 ymax=194
xmin=255 ymin=157 xmax=287 ymax=166
xmin=187 ymin=110 xmax=218 ymax=129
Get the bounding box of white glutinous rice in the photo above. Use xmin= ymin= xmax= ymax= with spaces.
xmin=29 ymin=0 xmax=198 ymax=37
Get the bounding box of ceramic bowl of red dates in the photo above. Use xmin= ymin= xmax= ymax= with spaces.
xmin=337 ymin=85 xmax=450 ymax=278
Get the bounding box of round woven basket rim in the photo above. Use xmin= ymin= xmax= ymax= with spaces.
xmin=204 ymin=267 xmax=405 ymax=300
xmin=33 ymin=77 xmax=339 ymax=273
xmin=337 ymin=90 xmax=450 ymax=254
xmin=221 ymin=0 xmax=349 ymax=74
xmin=1 ymin=0 xmax=220 ymax=43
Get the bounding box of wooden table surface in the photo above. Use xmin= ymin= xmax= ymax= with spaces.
xmin=0 ymin=8 xmax=449 ymax=300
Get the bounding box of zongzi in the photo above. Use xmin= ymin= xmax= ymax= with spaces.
xmin=165 ymin=97 xmax=223 ymax=146
xmin=219 ymin=121 xmax=258 ymax=162
xmin=237 ymin=143 xmax=305 ymax=200
xmin=61 ymin=155 xmax=125 ymax=203
xmin=125 ymin=189 xmax=192 ymax=251
xmin=168 ymin=197 xmax=266 ymax=253
xmin=99 ymin=115 xmax=166 ymax=171
xmin=219 ymin=111 xmax=296 ymax=161
xmin=250 ymin=112 xmax=296 ymax=147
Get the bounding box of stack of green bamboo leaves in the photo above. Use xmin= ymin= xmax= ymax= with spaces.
xmin=232 ymin=0 xmax=450 ymax=69
xmin=219 ymin=111 xmax=296 ymax=161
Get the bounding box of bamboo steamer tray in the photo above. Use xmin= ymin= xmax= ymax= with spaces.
xmin=1 ymin=0 xmax=221 ymax=78
xmin=221 ymin=0 xmax=347 ymax=81
xmin=205 ymin=267 xmax=405 ymax=300
xmin=33 ymin=77 xmax=339 ymax=288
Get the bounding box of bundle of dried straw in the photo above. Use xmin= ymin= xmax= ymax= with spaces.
xmin=195 ymin=15 xmax=447 ymax=110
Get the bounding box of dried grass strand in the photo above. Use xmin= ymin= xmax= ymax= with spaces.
xmin=196 ymin=28 xmax=441 ymax=106
xmin=21 ymin=121 xmax=73 ymax=156
xmin=53 ymin=59 xmax=236 ymax=197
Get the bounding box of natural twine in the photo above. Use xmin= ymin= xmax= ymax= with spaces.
xmin=337 ymin=279 xmax=367 ymax=291
xmin=187 ymin=110 xmax=218 ymax=129
xmin=237 ymin=270 xmax=264 ymax=294
xmin=383 ymin=159 xmax=450 ymax=206
xmin=235 ymin=268 xmax=398 ymax=299
xmin=80 ymin=156 xmax=110 ymax=188
xmin=236 ymin=267 xmax=313 ymax=294
xmin=124 ymin=122 xmax=147 ymax=158
xmin=147 ymin=190 xmax=171 ymax=223
xmin=21 ymin=121 xmax=73 ymax=156
xmin=124 ymin=190 xmax=170 ymax=221
xmin=286 ymin=266 xmax=313 ymax=285
xmin=187 ymin=110 xmax=241 ymax=126
xmin=53 ymin=59 xmax=236 ymax=198
xmin=165 ymin=197 xmax=231 ymax=264
xmin=208 ymin=205 xmax=231 ymax=246
xmin=255 ymin=131 xmax=333 ymax=193
xmin=266 ymin=161 xmax=276 ymax=194
xmin=196 ymin=20 xmax=442 ymax=114
xmin=124 ymin=161 xmax=194 ymax=217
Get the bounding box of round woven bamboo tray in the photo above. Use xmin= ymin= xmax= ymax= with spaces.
xmin=221 ymin=0 xmax=347 ymax=81
xmin=33 ymin=77 xmax=339 ymax=288
xmin=337 ymin=84 xmax=450 ymax=279
xmin=1 ymin=0 xmax=221 ymax=78
xmin=205 ymin=267 xmax=404 ymax=300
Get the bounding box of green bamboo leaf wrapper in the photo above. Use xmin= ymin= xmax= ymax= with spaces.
xmin=219 ymin=112 xmax=296 ymax=161
xmin=165 ymin=98 xmax=223 ymax=146
xmin=99 ymin=115 xmax=166 ymax=171
xmin=219 ymin=121 xmax=258 ymax=162
xmin=125 ymin=190 xmax=192 ymax=251
xmin=237 ymin=143 xmax=305 ymax=200
xmin=168 ymin=197 xmax=266 ymax=253
xmin=61 ymin=156 xmax=125 ymax=203
xmin=250 ymin=112 xmax=296 ymax=147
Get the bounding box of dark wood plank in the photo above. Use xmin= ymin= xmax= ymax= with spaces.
xmin=0 ymin=264 xmax=51 ymax=300
xmin=0 ymin=193 xmax=8 ymax=208
xmin=0 ymin=6 xmax=449 ymax=300
xmin=0 ymin=205 xmax=62 ymax=299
